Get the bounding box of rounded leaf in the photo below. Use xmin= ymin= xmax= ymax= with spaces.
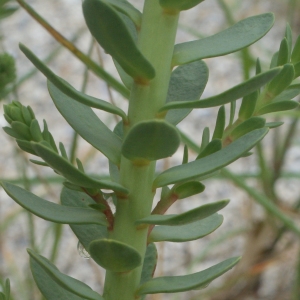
xmin=89 ymin=239 xmax=142 ymax=272
xmin=160 ymin=0 xmax=204 ymax=11
xmin=122 ymin=120 xmax=180 ymax=163
xmin=83 ymin=0 xmax=155 ymax=80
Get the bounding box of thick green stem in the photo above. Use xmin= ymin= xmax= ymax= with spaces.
xmin=103 ymin=1 xmax=179 ymax=299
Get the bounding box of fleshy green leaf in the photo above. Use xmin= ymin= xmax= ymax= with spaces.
xmin=154 ymin=128 xmax=268 ymax=187
xmin=199 ymin=127 xmax=210 ymax=152
xmin=136 ymin=200 xmax=228 ymax=226
xmin=291 ymin=35 xmax=300 ymax=63
xmin=285 ymin=24 xmax=292 ymax=61
xmin=173 ymin=13 xmax=274 ymax=66
xmin=1 ymin=182 xmax=108 ymax=226
xmin=28 ymin=249 xmax=104 ymax=300
xmin=256 ymin=100 xmax=299 ymax=116
xmin=265 ymin=64 xmax=295 ymax=99
xmin=277 ymin=38 xmax=289 ymax=66
xmin=149 ymin=213 xmax=223 ymax=243
xmin=159 ymin=0 xmax=204 ymax=11
xmin=48 ymin=81 xmax=122 ymax=165
xmin=173 ymin=181 xmax=205 ymax=199
xmin=89 ymin=239 xmax=142 ymax=272
xmin=197 ymin=139 xmax=222 ymax=160
xmin=166 ymin=61 xmax=209 ymax=125
xmin=83 ymin=0 xmax=155 ymax=80
xmin=30 ymin=257 xmax=83 ymax=300
xmin=61 ymin=188 xmax=108 ymax=250
xmin=293 ymin=62 xmax=300 ymax=78
xmin=230 ymin=117 xmax=266 ymax=141
xmin=272 ymin=84 xmax=300 ymax=102
xmin=160 ymin=68 xmax=281 ymax=111
xmin=19 ymin=44 xmax=127 ymax=119
xmin=122 ymin=120 xmax=180 ymax=163
xmin=265 ymin=122 xmax=284 ymax=129
xmin=103 ymin=0 xmax=142 ymax=27
xmin=212 ymin=106 xmax=225 ymax=140
xmin=137 ymin=256 xmax=240 ymax=294
xmin=238 ymin=91 xmax=258 ymax=121
xmin=140 ymin=243 xmax=158 ymax=285
xmin=31 ymin=142 xmax=128 ymax=194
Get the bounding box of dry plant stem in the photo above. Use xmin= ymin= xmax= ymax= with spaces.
xmin=103 ymin=1 xmax=179 ymax=299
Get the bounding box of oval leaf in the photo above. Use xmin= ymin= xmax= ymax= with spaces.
xmin=103 ymin=0 xmax=142 ymax=27
xmin=31 ymin=142 xmax=128 ymax=194
xmin=137 ymin=256 xmax=240 ymax=295
xmin=48 ymin=81 xmax=122 ymax=165
xmin=159 ymin=0 xmax=204 ymax=11
xmin=28 ymin=249 xmax=104 ymax=300
xmin=149 ymin=213 xmax=223 ymax=242
xmin=272 ymin=84 xmax=300 ymax=102
xmin=61 ymin=187 xmax=108 ymax=250
xmin=136 ymin=200 xmax=228 ymax=226
xmin=83 ymin=0 xmax=155 ymax=80
xmin=256 ymin=100 xmax=299 ymax=115
xmin=173 ymin=181 xmax=205 ymax=199
xmin=197 ymin=139 xmax=222 ymax=160
xmin=154 ymin=128 xmax=268 ymax=187
xmin=140 ymin=243 xmax=158 ymax=285
xmin=122 ymin=120 xmax=180 ymax=163
xmin=266 ymin=64 xmax=295 ymax=99
xmin=89 ymin=239 xmax=142 ymax=272
xmin=160 ymin=68 xmax=281 ymax=111
xmin=173 ymin=13 xmax=274 ymax=66
xmin=230 ymin=117 xmax=266 ymax=141
xmin=30 ymin=259 xmax=86 ymax=300
xmin=1 ymin=182 xmax=108 ymax=226
xmin=19 ymin=44 xmax=126 ymax=119
xmin=165 ymin=60 xmax=209 ymax=125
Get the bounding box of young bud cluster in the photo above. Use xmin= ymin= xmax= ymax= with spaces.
xmin=3 ymin=101 xmax=58 ymax=155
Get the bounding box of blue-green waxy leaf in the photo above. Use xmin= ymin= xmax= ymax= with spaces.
xmin=19 ymin=45 xmax=126 ymax=120
xmin=265 ymin=122 xmax=284 ymax=129
xmin=140 ymin=243 xmax=158 ymax=285
xmin=238 ymin=91 xmax=258 ymax=121
xmin=137 ymin=256 xmax=240 ymax=294
xmin=1 ymin=182 xmax=108 ymax=226
xmin=256 ymin=100 xmax=299 ymax=116
xmin=89 ymin=239 xmax=142 ymax=272
xmin=173 ymin=181 xmax=205 ymax=199
xmin=149 ymin=213 xmax=223 ymax=243
xmin=154 ymin=128 xmax=268 ymax=187
xmin=272 ymin=84 xmax=300 ymax=102
xmin=212 ymin=106 xmax=225 ymax=140
xmin=166 ymin=61 xmax=208 ymax=125
xmin=122 ymin=120 xmax=180 ymax=163
xmin=266 ymin=64 xmax=295 ymax=99
xmin=61 ymin=188 xmax=108 ymax=250
xmin=277 ymin=38 xmax=289 ymax=66
xmin=136 ymin=200 xmax=228 ymax=226
xmin=103 ymin=0 xmax=142 ymax=28
xmin=83 ymin=0 xmax=155 ymax=81
xmin=199 ymin=127 xmax=210 ymax=152
xmin=197 ymin=139 xmax=222 ymax=160
xmin=159 ymin=0 xmax=204 ymax=11
xmin=230 ymin=117 xmax=266 ymax=141
xmin=160 ymin=68 xmax=281 ymax=111
xmin=291 ymin=35 xmax=300 ymax=63
xmin=48 ymin=81 xmax=122 ymax=165
xmin=172 ymin=13 xmax=274 ymax=66
xmin=31 ymin=142 xmax=128 ymax=194
xmin=28 ymin=250 xmax=104 ymax=300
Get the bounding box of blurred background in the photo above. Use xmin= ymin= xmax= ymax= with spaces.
xmin=0 ymin=0 xmax=300 ymax=299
